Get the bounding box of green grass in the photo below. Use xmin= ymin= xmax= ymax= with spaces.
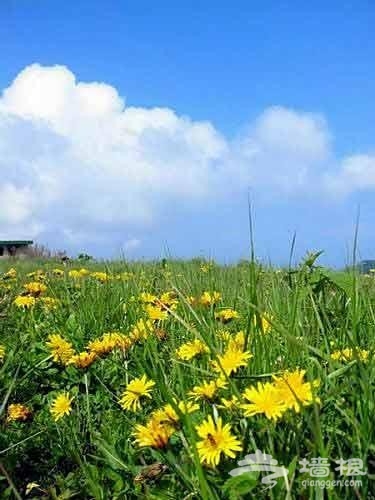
xmin=0 ymin=256 xmax=374 ymax=499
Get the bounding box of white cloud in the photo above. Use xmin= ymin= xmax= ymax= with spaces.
xmin=324 ymin=154 xmax=375 ymax=195
xmin=0 ymin=63 xmax=373 ymax=253
xmin=0 ymin=183 xmax=34 ymax=224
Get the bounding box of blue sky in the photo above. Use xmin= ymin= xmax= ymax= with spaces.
xmin=0 ymin=1 xmax=374 ymax=265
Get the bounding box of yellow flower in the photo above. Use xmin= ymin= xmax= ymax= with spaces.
xmin=187 ymin=295 xmax=198 ymax=306
xmin=46 ymin=334 xmax=75 ymax=364
xmin=196 ymin=415 xmax=242 ymax=467
xmin=13 ymin=295 xmax=36 ymax=309
xmin=188 ymin=378 xmax=227 ymax=402
xmin=158 ymin=291 xmax=178 ymax=310
xmin=3 ymin=267 xmax=17 ymax=279
xmin=272 ymin=369 xmax=320 ymax=412
xmin=6 ymin=403 xmax=32 ymax=422
xmin=114 ymin=334 xmax=134 ymax=351
xmin=26 ymin=270 xmax=46 ymax=281
xmin=0 ymin=344 xmax=5 ymax=361
xmin=145 ymin=305 xmax=168 ymax=321
xmin=140 ymin=292 xmax=157 ymax=304
xmin=130 ymin=319 xmax=154 ymax=342
xmin=331 ymin=348 xmax=369 ymax=362
xmin=254 ymin=314 xmax=272 ymax=334
xmin=87 ymin=332 xmax=123 ymax=356
xmin=119 ymin=375 xmax=155 ymax=411
xmin=68 ymin=270 xmax=81 ymax=279
xmin=176 ymin=339 xmax=209 ymax=361
xmin=200 ymin=262 xmax=214 ymax=273
xmin=39 ymin=297 xmax=60 ymax=310
xmin=68 ymin=351 xmax=97 ymax=369
xmin=23 ymin=281 xmax=47 ymax=297
xmin=151 ymin=400 xmax=199 ymax=427
xmin=215 ymin=309 xmax=240 ymax=323
xmin=241 ymin=382 xmax=286 ymax=421
xmin=133 ymin=417 xmax=174 ymax=449
xmin=227 ymin=331 xmax=246 ymax=351
xmin=50 ymin=393 xmax=73 ymax=421
xmin=212 ymin=348 xmax=252 ymax=376
xmin=200 ymin=291 xmax=221 ymax=307
xmin=218 ymin=396 xmax=240 ymax=411
xmin=52 ymin=268 xmax=64 ymax=277
xmin=68 ymin=268 xmax=89 ymax=279
xmin=90 ymin=271 xmax=109 ymax=282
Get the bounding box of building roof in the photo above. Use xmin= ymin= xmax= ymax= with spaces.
xmin=0 ymin=240 xmax=33 ymax=245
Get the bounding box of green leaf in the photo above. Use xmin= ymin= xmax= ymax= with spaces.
xmin=223 ymin=472 xmax=259 ymax=500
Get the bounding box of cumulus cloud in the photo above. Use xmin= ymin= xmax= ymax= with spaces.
xmin=324 ymin=154 xmax=375 ymax=195
xmin=0 ymin=63 xmax=373 ymax=254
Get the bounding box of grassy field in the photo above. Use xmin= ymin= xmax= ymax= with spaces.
xmin=0 ymin=256 xmax=374 ymax=499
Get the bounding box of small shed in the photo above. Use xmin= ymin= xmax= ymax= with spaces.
xmin=0 ymin=240 xmax=33 ymax=258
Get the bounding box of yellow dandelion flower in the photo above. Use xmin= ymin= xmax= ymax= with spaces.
xmin=145 ymin=305 xmax=168 ymax=321
xmin=187 ymin=295 xmax=198 ymax=306
xmin=227 ymin=331 xmax=246 ymax=351
xmin=26 ymin=270 xmax=46 ymax=281
xmin=13 ymin=295 xmax=36 ymax=309
xmin=157 ymin=291 xmax=178 ymax=310
xmin=119 ymin=375 xmax=155 ymax=411
xmin=272 ymin=369 xmax=320 ymax=412
xmin=130 ymin=319 xmax=154 ymax=342
xmin=196 ymin=415 xmax=242 ymax=467
xmin=218 ymin=329 xmax=231 ymax=341
xmin=188 ymin=378 xmax=227 ymax=402
xmin=52 ymin=268 xmax=64 ymax=277
xmin=133 ymin=417 xmax=174 ymax=449
xmin=176 ymin=339 xmax=209 ymax=361
xmin=114 ymin=333 xmax=133 ymax=351
xmin=68 ymin=351 xmax=97 ymax=369
xmin=200 ymin=263 xmax=214 ymax=273
xmin=87 ymin=332 xmax=122 ymax=356
xmin=46 ymin=334 xmax=75 ymax=364
xmin=50 ymin=393 xmax=73 ymax=421
xmin=152 ymin=400 xmax=199 ymax=427
xmin=6 ymin=403 xmax=32 ymax=422
xmin=241 ymin=382 xmax=287 ymax=421
xmin=68 ymin=268 xmax=89 ymax=279
xmin=3 ymin=267 xmax=17 ymax=279
xmin=212 ymin=348 xmax=252 ymax=376
xmin=218 ymin=396 xmax=241 ymax=411
xmin=330 ymin=348 xmax=369 ymax=362
xmin=90 ymin=271 xmax=109 ymax=282
xmin=254 ymin=314 xmax=272 ymax=334
xmin=39 ymin=297 xmax=60 ymax=310
xmin=140 ymin=292 xmax=157 ymax=304
xmin=68 ymin=270 xmax=82 ymax=279
xmin=215 ymin=309 xmax=240 ymax=323
xmin=200 ymin=291 xmax=221 ymax=307
xmin=0 ymin=344 xmax=5 ymax=361
xmin=23 ymin=281 xmax=47 ymax=297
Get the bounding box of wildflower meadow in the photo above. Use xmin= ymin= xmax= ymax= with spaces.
xmin=0 ymin=254 xmax=374 ymax=499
